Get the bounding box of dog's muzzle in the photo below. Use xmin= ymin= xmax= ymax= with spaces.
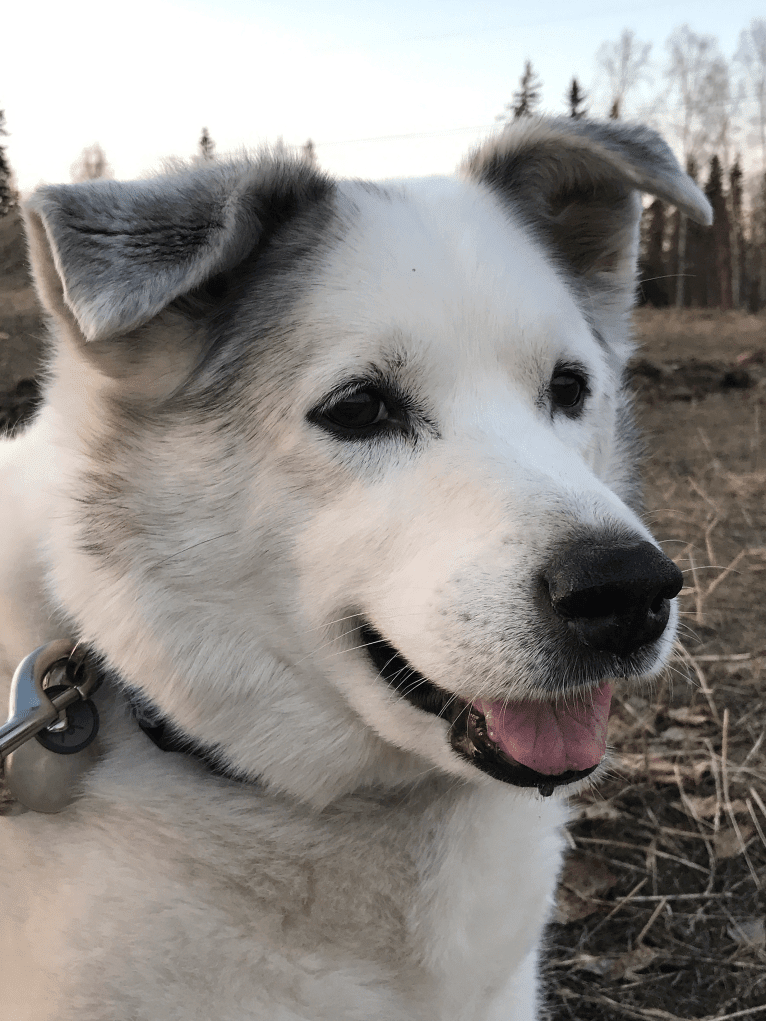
xmin=359 ymin=537 xmax=681 ymax=797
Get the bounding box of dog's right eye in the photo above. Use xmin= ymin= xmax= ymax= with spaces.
xmin=318 ymin=390 xmax=390 ymax=436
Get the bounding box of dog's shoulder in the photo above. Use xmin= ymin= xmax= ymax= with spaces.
xmin=0 ymin=408 xmax=64 ymax=681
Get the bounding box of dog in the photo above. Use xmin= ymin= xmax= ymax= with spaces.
xmin=0 ymin=117 xmax=710 ymax=1020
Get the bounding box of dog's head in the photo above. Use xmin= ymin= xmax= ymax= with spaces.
xmin=24 ymin=119 xmax=711 ymax=805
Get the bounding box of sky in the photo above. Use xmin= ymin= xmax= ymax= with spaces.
xmin=2 ymin=0 xmax=764 ymax=195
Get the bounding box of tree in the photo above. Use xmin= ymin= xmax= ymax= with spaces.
xmin=752 ymin=173 xmax=766 ymax=310
xmin=566 ymin=78 xmax=588 ymax=119
xmin=302 ymin=138 xmax=317 ymax=165
xmin=703 ymin=155 xmax=732 ymax=309
xmin=199 ymin=127 xmax=215 ymax=161
xmin=498 ymin=61 xmax=542 ymax=122
xmin=596 ymin=29 xmax=651 ymax=119
xmin=729 ymin=158 xmax=745 ymax=307
xmin=665 ymin=26 xmax=729 ymax=167
xmin=664 ymin=27 xmax=729 ymax=307
xmin=639 ymin=199 xmax=669 ymax=306
xmin=734 ymin=19 xmax=766 ymax=170
xmin=513 ymin=61 xmax=542 ymax=118
xmin=0 ymin=109 xmax=17 ymax=216
xmin=70 ymin=143 xmax=113 ymax=182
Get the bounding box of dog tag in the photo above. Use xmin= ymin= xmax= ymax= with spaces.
xmin=4 ymin=715 xmax=100 ymax=813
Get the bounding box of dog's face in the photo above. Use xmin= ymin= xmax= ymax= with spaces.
xmin=24 ymin=120 xmax=711 ymax=804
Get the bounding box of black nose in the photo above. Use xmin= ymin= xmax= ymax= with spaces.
xmin=542 ymin=538 xmax=683 ymax=656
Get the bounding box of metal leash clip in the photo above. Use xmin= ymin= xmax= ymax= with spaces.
xmin=0 ymin=640 xmax=101 ymax=813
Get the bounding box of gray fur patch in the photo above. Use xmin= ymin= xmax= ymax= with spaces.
xmin=462 ymin=117 xmax=712 ymax=318
xmin=24 ymin=156 xmax=335 ymax=343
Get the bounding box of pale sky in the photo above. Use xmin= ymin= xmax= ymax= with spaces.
xmin=3 ymin=0 xmax=764 ymax=194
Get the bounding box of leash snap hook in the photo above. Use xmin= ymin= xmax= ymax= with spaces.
xmin=0 ymin=641 xmax=101 ymax=813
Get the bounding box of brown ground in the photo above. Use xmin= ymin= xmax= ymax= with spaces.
xmin=549 ymin=308 xmax=766 ymax=1021
xmin=1 ymin=209 xmax=765 ymax=1019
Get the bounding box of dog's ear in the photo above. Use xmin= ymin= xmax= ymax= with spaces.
xmin=463 ymin=118 xmax=711 ymax=316
xmin=23 ymin=159 xmax=333 ymax=344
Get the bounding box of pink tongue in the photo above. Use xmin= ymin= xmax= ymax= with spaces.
xmin=474 ymin=683 xmax=613 ymax=775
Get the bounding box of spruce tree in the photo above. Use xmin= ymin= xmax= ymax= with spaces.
xmin=640 ymin=199 xmax=669 ymax=306
xmin=704 ymin=155 xmax=732 ymax=309
xmin=498 ymin=62 xmax=543 ymax=122
xmin=199 ymin=127 xmax=215 ymax=160
xmin=754 ymin=173 xmax=766 ymax=311
xmin=513 ymin=61 xmax=542 ymax=119
xmin=729 ymin=158 xmax=745 ymax=308
xmin=567 ymin=78 xmax=588 ymax=119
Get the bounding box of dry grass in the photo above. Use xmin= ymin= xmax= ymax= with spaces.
xmin=547 ymin=310 xmax=766 ymax=1020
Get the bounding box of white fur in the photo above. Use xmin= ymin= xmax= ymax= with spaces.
xmin=0 ymin=121 xmax=708 ymax=1020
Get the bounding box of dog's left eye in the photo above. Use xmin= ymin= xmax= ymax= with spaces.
xmin=320 ymin=390 xmax=390 ymax=434
xmin=550 ymin=372 xmax=587 ymax=410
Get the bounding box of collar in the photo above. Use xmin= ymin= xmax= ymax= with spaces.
xmin=1 ymin=641 xmax=247 ymax=815
xmin=125 ymin=687 xmax=246 ymax=782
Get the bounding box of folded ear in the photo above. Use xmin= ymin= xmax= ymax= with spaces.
xmin=462 ymin=118 xmax=712 ymax=318
xmin=24 ymin=158 xmax=333 ymax=344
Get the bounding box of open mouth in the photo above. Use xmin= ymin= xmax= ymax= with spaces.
xmin=359 ymin=621 xmax=610 ymax=796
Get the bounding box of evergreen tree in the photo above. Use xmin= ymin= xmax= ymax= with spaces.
xmin=513 ymin=61 xmax=542 ymax=118
xmin=729 ymin=158 xmax=745 ymax=307
xmin=498 ymin=61 xmax=543 ymax=122
xmin=704 ymin=154 xmax=732 ymax=309
xmin=302 ymin=139 xmax=317 ymax=165
xmin=754 ymin=173 xmax=766 ymax=311
xmin=0 ymin=109 xmax=17 ymax=216
xmin=609 ymin=98 xmax=620 ymax=119
xmin=199 ymin=127 xmax=215 ymax=160
xmin=671 ymin=156 xmax=702 ymax=307
xmin=567 ymin=78 xmax=588 ymax=118
xmin=639 ymin=199 xmax=669 ymax=306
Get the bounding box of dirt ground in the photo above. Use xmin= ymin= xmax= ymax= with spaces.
xmin=1 ymin=211 xmax=765 ymax=1020
xmin=548 ymin=308 xmax=766 ymax=1021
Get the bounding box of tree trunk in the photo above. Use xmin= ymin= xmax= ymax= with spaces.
xmin=675 ymin=214 xmax=688 ymax=309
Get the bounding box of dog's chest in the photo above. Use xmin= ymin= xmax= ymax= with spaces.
xmin=1 ymin=775 xmax=565 ymax=1021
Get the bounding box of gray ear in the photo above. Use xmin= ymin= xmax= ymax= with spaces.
xmin=462 ymin=118 xmax=711 ymax=311
xmin=24 ymin=158 xmax=333 ymax=343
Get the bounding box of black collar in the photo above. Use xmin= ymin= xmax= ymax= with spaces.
xmin=125 ymin=688 xmax=246 ymax=782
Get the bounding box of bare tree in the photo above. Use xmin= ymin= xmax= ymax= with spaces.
xmin=665 ymin=26 xmax=730 ymax=165
xmin=70 ymin=143 xmax=113 ymax=183
xmin=596 ymin=29 xmax=651 ymax=119
xmin=664 ymin=26 xmax=730 ymax=307
xmin=734 ymin=19 xmax=766 ymax=170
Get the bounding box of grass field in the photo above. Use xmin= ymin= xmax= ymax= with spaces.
xmin=1 ymin=274 xmax=764 ymax=1019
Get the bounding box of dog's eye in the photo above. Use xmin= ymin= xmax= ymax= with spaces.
xmin=321 ymin=390 xmax=390 ymax=434
xmin=550 ymin=372 xmax=586 ymax=410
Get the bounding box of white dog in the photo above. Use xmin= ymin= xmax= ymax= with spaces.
xmin=0 ymin=118 xmax=710 ymax=1020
